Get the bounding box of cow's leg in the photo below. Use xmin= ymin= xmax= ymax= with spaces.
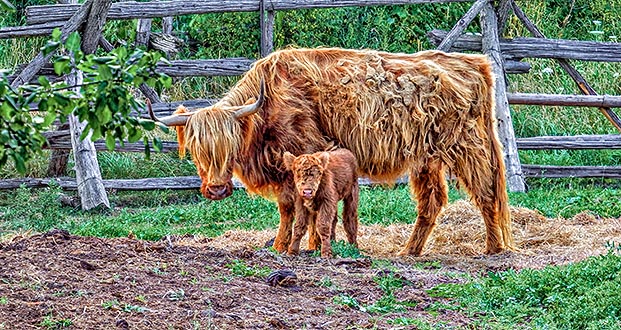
xmin=453 ymin=144 xmax=513 ymax=254
xmin=342 ymin=182 xmax=359 ymax=247
xmin=329 ymin=213 xmax=338 ymax=241
xmin=288 ymin=204 xmax=310 ymax=255
xmin=273 ymin=195 xmax=295 ymax=253
xmin=317 ymin=203 xmax=337 ymax=258
xmin=307 ymin=216 xmax=320 ymax=251
xmin=399 ymin=161 xmax=448 ymax=256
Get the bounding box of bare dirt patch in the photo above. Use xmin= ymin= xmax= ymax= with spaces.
xmin=1 ymin=201 xmax=619 ymax=329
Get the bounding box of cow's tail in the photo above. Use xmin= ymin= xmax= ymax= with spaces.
xmin=482 ymin=63 xmax=515 ymax=251
xmin=174 ymin=106 xmax=188 ymax=159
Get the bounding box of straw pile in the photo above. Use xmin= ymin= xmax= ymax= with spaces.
xmin=197 ymin=200 xmax=621 ymax=271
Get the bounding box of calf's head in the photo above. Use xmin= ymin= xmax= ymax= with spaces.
xmin=283 ymin=151 xmax=330 ymax=200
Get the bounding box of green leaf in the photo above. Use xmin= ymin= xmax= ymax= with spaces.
xmin=127 ymin=127 xmax=142 ymax=143
xmin=98 ymin=65 xmax=113 ymax=80
xmin=13 ymin=153 xmax=26 ymax=174
xmin=143 ymin=136 xmax=151 ymax=160
xmin=157 ymin=123 xmax=170 ymax=134
xmin=139 ymin=119 xmax=155 ymax=131
xmin=105 ymin=132 xmax=116 ymax=151
xmin=153 ymin=137 xmax=163 ymax=152
xmin=51 ymin=28 xmax=62 ymax=41
xmin=65 ymin=32 xmax=82 ymax=53
xmin=43 ymin=112 xmax=57 ymax=127
xmin=53 ymin=58 xmax=70 ymax=76
xmin=41 ymin=41 xmax=60 ymax=57
xmin=37 ymin=76 xmax=51 ymax=88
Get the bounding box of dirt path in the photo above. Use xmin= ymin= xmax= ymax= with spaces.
xmin=1 ymin=201 xmax=618 ymax=329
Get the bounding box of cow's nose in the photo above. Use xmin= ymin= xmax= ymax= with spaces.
xmin=302 ymin=189 xmax=313 ymax=198
xmin=209 ymin=185 xmax=227 ymax=196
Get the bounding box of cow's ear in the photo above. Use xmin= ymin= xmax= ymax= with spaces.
xmin=318 ymin=152 xmax=330 ymax=168
xmin=283 ymin=152 xmax=294 ymax=170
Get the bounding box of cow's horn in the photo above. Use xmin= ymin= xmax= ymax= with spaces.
xmin=147 ymin=98 xmax=191 ymax=126
xmin=234 ymin=78 xmax=265 ymax=119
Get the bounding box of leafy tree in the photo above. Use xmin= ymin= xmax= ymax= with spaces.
xmin=0 ymin=29 xmax=171 ymax=173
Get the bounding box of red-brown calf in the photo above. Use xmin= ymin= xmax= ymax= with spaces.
xmin=283 ymin=148 xmax=359 ymax=258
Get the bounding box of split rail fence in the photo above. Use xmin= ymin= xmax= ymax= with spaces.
xmin=1 ymin=0 xmax=620 ymax=209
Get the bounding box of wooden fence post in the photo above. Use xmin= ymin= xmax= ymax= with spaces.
xmin=69 ymin=0 xmax=112 ymax=210
xmin=480 ymin=0 xmax=526 ymax=192
xmin=259 ymin=0 xmax=274 ymax=57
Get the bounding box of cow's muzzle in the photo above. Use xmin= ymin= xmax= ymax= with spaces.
xmin=201 ymin=181 xmax=233 ymax=200
xmin=301 ymin=189 xmax=314 ymax=199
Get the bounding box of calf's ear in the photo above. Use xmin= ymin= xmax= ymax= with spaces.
xmin=318 ymin=152 xmax=330 ymax=168
xmin=282 ymin=152 xmax=295 ymax=170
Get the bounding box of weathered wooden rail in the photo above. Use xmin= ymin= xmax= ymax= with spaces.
xmin=428 ymin=29 xmax=621 ymax=62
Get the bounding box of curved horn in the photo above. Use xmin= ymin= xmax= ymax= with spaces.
xmin=233 ymin=78 xmax=265 ymax=119
xmin=147 ymin=98 xmax=192 ymax=127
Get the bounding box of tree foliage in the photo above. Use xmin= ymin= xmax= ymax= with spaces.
xmin=0 ymin=29 xmax=171 ymax=173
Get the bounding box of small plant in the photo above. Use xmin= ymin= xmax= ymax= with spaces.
xmin=331 ymin=240 xmax=364 ymax=259
xmin=122 ymin=303 xmax=148 ymax=313
xmin=134 ymin=295 xmax=147 ymax=303
xmin=374 ymin=272 xmax=406 ymax=295
xmin=333 ymin=294 xmax=364 ymax=311
xmin=71 ymin=290 xmax=87 ymax=297
xmin=415 ymin=260 xmax=442 ymax=270
xmin=226 ymin=259 xmax=271 ymax=278
xmin=101 ymin=299 xmax=120 ymax=310
xmin=0 ymin=297 xmax=7 ymax=304
xmin=318 ymin=276 xmax=334 ymax=288
xmin=150 ymin=265 xmax=167 ymax=276
xmin=39 ymin=314 xmax=73 ymax=329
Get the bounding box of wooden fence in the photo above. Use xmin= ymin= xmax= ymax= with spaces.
xmin=1 ymin=0 xmax=620 ymax=208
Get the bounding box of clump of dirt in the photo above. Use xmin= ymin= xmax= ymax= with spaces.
xmin=1 ymin=201 xmax=619 ymax=329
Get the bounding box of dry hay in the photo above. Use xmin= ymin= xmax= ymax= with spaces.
xmin=203 ymin=200 xmax=621 ymax=272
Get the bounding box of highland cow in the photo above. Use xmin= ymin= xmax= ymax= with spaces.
xmin=283 ymin=149 xmax=359 ymax=258
xmin=150 ymin=47 xmax=515 ymax=256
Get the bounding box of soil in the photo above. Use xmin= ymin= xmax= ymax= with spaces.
xmin=1 ymin=201 xmax=619 ymax=329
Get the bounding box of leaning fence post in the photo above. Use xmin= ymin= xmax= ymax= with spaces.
xmin=480 ymin=1 xmax=526 ymax=192
xmin=259 ymin=0 xmax=274 ymax=57
xmin=69 ymin=0 xmax=113 ymax=210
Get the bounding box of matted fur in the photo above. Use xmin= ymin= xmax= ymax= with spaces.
xmin=173 ymin=47 xmax=514 ymax=256
xmin=283 ymin=149 xmax=359 ymax=258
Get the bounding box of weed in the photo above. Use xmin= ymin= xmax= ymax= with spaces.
xmin=318 ymin=276 xmax=333 ymax=288
xmin=101 ymin=299 xmax=120 ymax=310
xmin=331 ymin=240 xmax=365 ymax=259
xmin=0 ymin=297 xmax=6 ymax=304
xmin=134 ymin=295 xmax=147 ymax=303
xmin=226 ymin=259 xmax=271 ymax=278
xmin=123 ymin=304 xmax=148 ymax=313
xmin=39 ymin=315 xmax=73 ymax=329
xmin=333 ymin=294 xmax=364 ymax=311
xmin=429 ymin=252 xmax=621 ymax=328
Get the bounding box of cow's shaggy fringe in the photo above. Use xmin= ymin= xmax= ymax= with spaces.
xmin=175 ymin=47 xmax=514 ymax=255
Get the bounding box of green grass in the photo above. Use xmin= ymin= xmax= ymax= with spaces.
xmin=429 ymin=250 xmax=621 ymax=329
xmin=1 ymin=178 xmax=619 ymax=242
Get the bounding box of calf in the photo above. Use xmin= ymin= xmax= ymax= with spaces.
xmin=283 ymin=148 xmax=359 ymax=258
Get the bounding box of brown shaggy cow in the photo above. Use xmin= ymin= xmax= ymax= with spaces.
xmin=150 ymin=47 xmax=515 ymax=256
xmin=283 ymin=149 xmax=359 ymax=258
